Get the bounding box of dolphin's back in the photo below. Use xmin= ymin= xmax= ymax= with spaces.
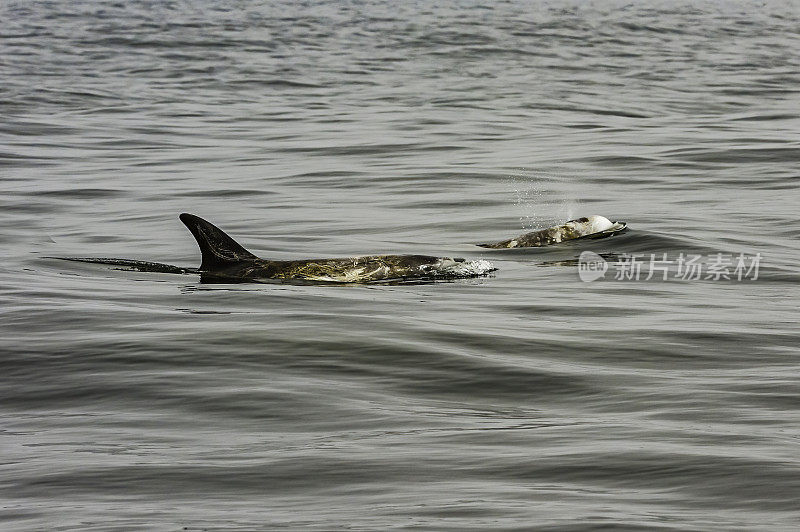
xmin=179 ymin=213 xmax=260 ymax=271
xmin=263 ymin=254 xmax=450 ymax=282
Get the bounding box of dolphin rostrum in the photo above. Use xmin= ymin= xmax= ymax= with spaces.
xmin=54 ymin=214 xmax=497 ymax=283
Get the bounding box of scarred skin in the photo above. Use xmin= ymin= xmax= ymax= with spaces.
xmin=200 ymin=254 xmax=467 ymax=283
xmin=479 ymin=215 xmax=625 ymax=249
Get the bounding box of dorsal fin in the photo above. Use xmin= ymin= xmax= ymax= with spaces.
xmin=179 ymin=213 xmax=259 ymax=271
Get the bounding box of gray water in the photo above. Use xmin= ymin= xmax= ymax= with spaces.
xmin=2 ymin=1 xmax=800 ymax=530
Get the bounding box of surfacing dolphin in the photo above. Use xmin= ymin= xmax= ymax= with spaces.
xmin=55 ymin=214 xmax=496 ymax=284
xmin=478 ymin=215 xmax=627 ymax=249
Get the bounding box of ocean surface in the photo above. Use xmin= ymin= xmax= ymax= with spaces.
xmin=2 ymin=1 xmax=799 ymax=530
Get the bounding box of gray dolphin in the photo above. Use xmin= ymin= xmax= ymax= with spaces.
xmin=478 ymin=215 xmax=627 ymax=249
xmin=53 ymin=214 xmax=496 ymax=283
xmin=179 ymin=214 xmax=496 ymax=282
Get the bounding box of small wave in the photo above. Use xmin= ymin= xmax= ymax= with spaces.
xmin=446 ymin=258 xmax=496 ymax=277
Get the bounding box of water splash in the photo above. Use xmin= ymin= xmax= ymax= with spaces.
xmin=446 ymin=259 xmax=496 ymax=277
xmin=508 ymin=168 xmax=582 ymax=229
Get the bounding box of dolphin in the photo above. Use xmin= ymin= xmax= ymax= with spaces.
xmin=53 ymin=214 xmax=496 ymax=283
xmin=478 ymin=215 xmax=627 ymax=248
